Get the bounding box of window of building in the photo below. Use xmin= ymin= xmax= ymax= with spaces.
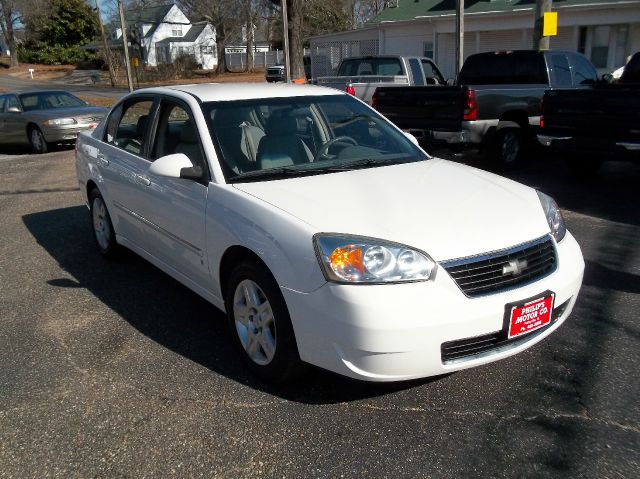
xmin=423 ymin=41 xmax=434 ymax=60
xmin=590 ymin=25 xmax=611 ymax=68
xmin=201 ymin=46 xmax=214 ymax=55
xmin=614 ymin=25 xmax=629 ymax=67
xmin=172 ymin=25 xmax=183 ymax=37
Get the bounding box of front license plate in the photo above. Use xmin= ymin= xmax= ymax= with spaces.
xmin=508 ymin=293 xmax=555 ymax=339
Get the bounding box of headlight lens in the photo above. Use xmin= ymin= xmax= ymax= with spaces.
xmin=537 ymin=191 xmax=566 ymax=242
xmin=44 ymin=118 xmax=76 ymax=126
xmin=314 ymin=234 xmax=436 ymax=283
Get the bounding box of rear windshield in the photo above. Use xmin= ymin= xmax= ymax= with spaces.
xmin=338 ymin=58 xmax=403 ymax=76
xmin=458 ymin=51 xmax=548 ymax=85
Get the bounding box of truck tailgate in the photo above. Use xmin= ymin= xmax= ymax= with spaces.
xmin=544 ymin=87 xmax=640 ymax=142
xmin=373 ymin=86 xmax=465 ymax=134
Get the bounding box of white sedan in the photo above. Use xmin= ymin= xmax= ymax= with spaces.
xmin=75 ymin=83 xmax=584 ymax=382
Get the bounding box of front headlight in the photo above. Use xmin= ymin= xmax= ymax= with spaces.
xmin=537 ymin=191 xmax=566 ymax=242
xmin=43 ymin=118 xmax=76 ymax=126
xmin=314 ymin=234 xmax=436 ymax=283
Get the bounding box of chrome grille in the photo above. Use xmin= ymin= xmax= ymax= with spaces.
xmin=440 ymin=299 xmax=569 ymax=363
xmin=441 ymin=236 xmax=557 ymax=297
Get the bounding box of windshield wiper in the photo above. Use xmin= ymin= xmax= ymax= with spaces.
xmin=229 ymin=166 xmax=321 ymax=182
xmin=332 ymin=114 xmax=371 ymax=126
xmin=313 ymin=157 xmax=419 ymax=172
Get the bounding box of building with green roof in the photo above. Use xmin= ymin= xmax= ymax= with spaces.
xmin=308 ymin=0 xmax=640 ymax=78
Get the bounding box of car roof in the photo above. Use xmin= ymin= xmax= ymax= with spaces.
xmin=146 ymin=82 xmax=344 ymax=102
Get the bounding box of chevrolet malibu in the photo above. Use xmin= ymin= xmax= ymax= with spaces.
xmin=75 ymin=83 xmax=584 ymax=382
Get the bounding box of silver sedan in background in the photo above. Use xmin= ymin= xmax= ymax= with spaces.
xmin=0 ymin=90 xmax=108 ymax=153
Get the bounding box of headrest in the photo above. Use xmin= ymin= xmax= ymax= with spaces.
xmin=265 ymin=113 xmax=297 ymax=136
xmin=180 ymin=122 xmax=198 ymax=143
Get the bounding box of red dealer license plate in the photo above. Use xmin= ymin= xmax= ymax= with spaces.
xmin=508 ymin=293 xmax=555 ymax=339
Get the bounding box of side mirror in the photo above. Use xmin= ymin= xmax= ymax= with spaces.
xmin=148 ymin=153 xmax=201 ymax=180
xmin=404 ymin=131 xmax=420 ymax=147
xmin=601 ymin=73 xmax=614 ymax=84
xmin=7 ymin=106 xmax=21 ymax=113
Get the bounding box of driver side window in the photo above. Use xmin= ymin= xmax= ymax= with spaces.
xmin=105 ymin=99 xmax=154 ymax=157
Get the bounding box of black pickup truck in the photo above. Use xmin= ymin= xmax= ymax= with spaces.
xmin=372 ymin=50 xmax=598 ymax=166
xmin=537 ymin=52 xmax=640 ymax=175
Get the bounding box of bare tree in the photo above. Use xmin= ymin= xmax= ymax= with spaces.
xmin=0 ymin=0 xmax=20 ymax=66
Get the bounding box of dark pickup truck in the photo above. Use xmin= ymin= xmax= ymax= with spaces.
xmin=372 ymin=50 xmax=598 ymax=166
xmin=537 ymin=51 xmax=640 ymax=175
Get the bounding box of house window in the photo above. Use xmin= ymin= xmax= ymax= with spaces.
xmin=423 ymin=41 xmax=434 ymax=60
xmin=156 ymin=45 xmax=170 ymax=64
xmin=614 ymin=26 xmax=629 ymax=67
xmin=172 ymin=25 xmax=183 ymax=37
xmin=201 ymin=46 xmax=214 ymax=55
xmin=591 ymin=25 xmax=611 ymax=68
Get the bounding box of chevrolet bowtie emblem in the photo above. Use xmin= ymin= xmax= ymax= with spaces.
xmin=502 ymin=258 xmax=528 ymax=276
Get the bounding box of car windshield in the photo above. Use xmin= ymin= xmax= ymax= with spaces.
xmin=203 ymin=95 xmax=428 ymax=183
xmin=19 ymin=92 xmax=85 ymax=111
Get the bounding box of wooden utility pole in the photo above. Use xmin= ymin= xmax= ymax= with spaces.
xmin=95 ymin=0 xmax=117 ymax=87
xmin=533 ymin=0 xmax=553 ymax=50
xmin=455 ymin=0 xmax=464 ymax=75
xmin=118 ymin=0 xmax=134 ymax=92
xmin=282 ymin=0 xmax=291 ymax=83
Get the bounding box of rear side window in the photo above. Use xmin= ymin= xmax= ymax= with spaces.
xmin=337 ymin=58 xmax=403 ymax=76
xmin=551 ymin=54 xmax=572 ymax=87
xmin=571 ymin=54 xmax=597 ymax=85
xmin=408 ymin=59 xmax=425 ymax=86
xmin=458 ymin=51 xmax=547 ymax=85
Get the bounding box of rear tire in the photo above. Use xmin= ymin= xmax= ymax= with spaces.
xmin=28 ymin=126 xmax=49 ymax=154
xmin=89 ymin=188 xmax=119 ymax=258
xmin=490 ymin=126 xmax=522 ymax=168
xmin=226 ymin=260 xmax=303 ymax=383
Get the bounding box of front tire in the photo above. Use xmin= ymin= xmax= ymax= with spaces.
xmin=89 ymin=188 xmax=118 ymax=258
xmin=29 ymin=126 xmax=49 ymax=154
xmin=226 ymin=261 xmax=303 ymax=382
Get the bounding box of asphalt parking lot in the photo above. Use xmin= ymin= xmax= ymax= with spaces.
xmin=0 ymin=146 xmax=638 ymax=478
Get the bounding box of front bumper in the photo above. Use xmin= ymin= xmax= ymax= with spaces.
xmin=283 ymin=232 xmax=584 ymax=381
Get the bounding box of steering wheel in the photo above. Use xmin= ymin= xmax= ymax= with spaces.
xmin=314 ymin=136 xmax=357 ymax=162
xmin=118 ymin=138 xmax=143 ymax=154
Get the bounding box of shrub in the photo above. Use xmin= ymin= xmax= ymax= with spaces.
xmin=18 ymin=42 xmax=92 ymax=65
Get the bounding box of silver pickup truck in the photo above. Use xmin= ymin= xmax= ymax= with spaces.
xmin=316 ymin=55 xmax=446 ymax=104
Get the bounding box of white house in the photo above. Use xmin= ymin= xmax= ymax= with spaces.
xmin=308 ymin=0 xmax=640 ymax=79
xmin=115 ymin=3 xmax=217 ymax=70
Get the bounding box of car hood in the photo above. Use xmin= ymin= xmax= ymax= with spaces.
xmin=233 ymin=158 xmax=552 ymax=261
xmin=25 ymin=106 xmax=108 ymax=120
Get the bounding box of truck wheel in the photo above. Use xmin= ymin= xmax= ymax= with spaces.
xmin=491 ymin=126 xmax=522 ymax=168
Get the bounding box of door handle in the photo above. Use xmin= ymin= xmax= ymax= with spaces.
xmin=96 ymin=153 xmax=109 ymax=167
xmin=135 ymin=174 xmax=151 ymax=186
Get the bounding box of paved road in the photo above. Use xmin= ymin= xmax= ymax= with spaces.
xmin=0 ymin=147 xmax=638 ymax=478
xmin=0 ymin=75 xmax=129 ymax=99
